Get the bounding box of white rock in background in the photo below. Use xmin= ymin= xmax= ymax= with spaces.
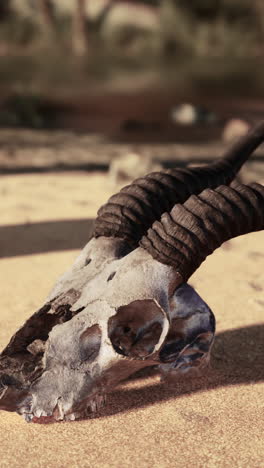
xmin=171 ymin=104 xmax=197 ymax=125
xmin=171 ymin=103 xmax=217 ymax=126
xmin=109 ymin=152 xmax=162 ymax=186
xmin=222 ymin=118 xmax=250 ymax=143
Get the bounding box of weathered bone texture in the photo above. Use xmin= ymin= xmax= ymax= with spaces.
xmin=94 ymin=122 xmax=264 ymax=246
xmin=47 ymin=236 xmax=131 ymax=301
xmin=141 ymin=182 xmax=264 ymax=281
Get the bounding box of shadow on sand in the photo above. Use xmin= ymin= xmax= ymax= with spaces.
xmin=80 ymin=323 xmax=264 ymax=421
xmin=0 ymin=219 xmax=94 ymax=258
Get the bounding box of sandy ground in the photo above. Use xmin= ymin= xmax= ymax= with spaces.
xmin=0 ymin=172 xmax=263 ymax=468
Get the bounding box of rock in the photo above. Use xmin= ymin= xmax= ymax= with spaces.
xmin=222 ymin=119 xmax=250 ymax=143
xmin=109 ymin=152 xmax=162 ymax=186
xmin=171 ymin=103 xmax=217 ymax=126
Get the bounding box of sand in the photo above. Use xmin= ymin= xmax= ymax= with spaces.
xmin=0 ymin=172 xmax=263 ymax=468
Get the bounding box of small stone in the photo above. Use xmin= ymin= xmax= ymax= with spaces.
xmin=222 ymin=118 xmax=250 ymax=143
xmin=109 ymin=152 xmax=161 ymax=185
xmin=171 ymin=103 xmax=217 ymax=125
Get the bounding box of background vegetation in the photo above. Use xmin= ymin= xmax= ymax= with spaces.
xmin=0 ymin=0 xmax=263 ymax=128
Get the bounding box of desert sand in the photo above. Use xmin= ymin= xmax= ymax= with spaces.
xmin=0 ymin=171 xmax=263 ymax=468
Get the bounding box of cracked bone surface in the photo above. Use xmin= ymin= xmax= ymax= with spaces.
xmin=0 ymin=122 xmax=263 ymax=422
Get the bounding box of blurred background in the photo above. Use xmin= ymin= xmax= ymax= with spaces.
xmin=0 ymin=5 xmax=264 ymax=460
xmin=0 ymin=0 xmax=263 ymax=142
xmin=0 ymin=0 xmax=264 ymax=256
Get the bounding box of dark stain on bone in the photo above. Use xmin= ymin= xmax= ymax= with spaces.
xmin=159 ymin=310 xmax=215 ymax=363
xmin=187 ymin=351 xmax=205 ymax=361
xmin=107 ymin=272 xmax=116 ymax=282
xmin=159 ymin=339 xmax=186 ymax=362
xmin=49 ymin=288 xmax=81 ymax=313
xmin=0 ymin=374 xmax=21 ymax=387
xmin=0 ymin=289 xmax=85 ymax=389
xmin=159 ymin=316 xmax=187 ymax=362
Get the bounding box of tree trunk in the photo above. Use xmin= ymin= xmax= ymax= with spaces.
xmin=255 ymin=0 xmax=264 ymax=40
xmin=38 ymin=0 xmax=56 ymax=35
xmin=72 ymin=0 xmax=89 ymax=56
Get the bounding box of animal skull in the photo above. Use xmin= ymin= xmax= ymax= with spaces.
xmin=0 ymin=122 xmax=263 ymax=422
xmin=0 ymin=237 xmax=215 ymax=422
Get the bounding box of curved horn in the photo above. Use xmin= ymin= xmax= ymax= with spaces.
xmin=140 ymin=182 xmax=264 ymax=282
xmin=94 ymin=121 xmax=264 ymax=247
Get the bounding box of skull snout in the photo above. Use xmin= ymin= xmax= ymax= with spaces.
xmin=22 ymin=322 xmax=104 ymax=421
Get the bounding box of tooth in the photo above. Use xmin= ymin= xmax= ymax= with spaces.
xmin=56 ymin=400 xmax=64 ymax=421
xmin=34 ymin=409 xmax=42 ymax=418
xmin=98 ymin=394 xmax=107 ymax=408
xmin=97 ymin=396 xmax=102 ymax=408
xmin=65 ymin=413 xmax=75 ymax=421
xmin=23 ymin=413 xmax=33 ymax=423
xmin=90 ymin=400 xmax=97 ymax=412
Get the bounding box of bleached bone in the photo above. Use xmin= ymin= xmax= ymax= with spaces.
xmin=0 ymin=122 xmax=263 ymax=423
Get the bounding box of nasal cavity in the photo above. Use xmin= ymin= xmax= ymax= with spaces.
xmin=79 ymin=324 xmax=102 ymax=363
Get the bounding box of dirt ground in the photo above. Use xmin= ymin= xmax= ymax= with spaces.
xmin=0 ymin=171 xmax=263 ymax=468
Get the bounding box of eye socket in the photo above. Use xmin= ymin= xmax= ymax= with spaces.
xmin=79 ymin=324 xmax=102 ymax=362
xmin=108 ymin=300 xmax=165 ymax=359
xmin=85 ymin=258 xmax=91 ymax=266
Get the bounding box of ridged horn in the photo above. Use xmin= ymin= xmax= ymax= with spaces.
xmin=140 ymin=182 xmax=264 ymax=282
xmin=94 ymin=121 xmax=264 ymax=247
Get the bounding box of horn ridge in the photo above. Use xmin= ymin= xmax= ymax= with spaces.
xmin=140 ymin=183 xmax=264 ymax=281
xmin=94 ymin=122 xmax=264 ymax=246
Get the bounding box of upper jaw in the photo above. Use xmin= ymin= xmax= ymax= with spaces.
xmin=19 ymin=391 xmax=108 ymax=423
xmin=17 ymin=348 xmax=159 ymax=423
